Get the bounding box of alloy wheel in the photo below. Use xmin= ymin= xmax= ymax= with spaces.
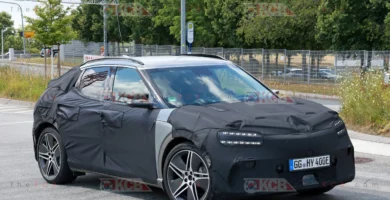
xmin=38 ymin=133 xmax=61 ymax=180
xmin=167 ymin=150 xmax=210 ymax=200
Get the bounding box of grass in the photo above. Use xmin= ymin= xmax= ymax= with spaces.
xmin=339 ymin=71 xmax=390 ymax=135
xmin=263 ymin=80 xmax=338 ymax=96
xmin=16 ymin=57 xmax=82 ymax=67
xmin=0 ymin=67 xmax=48 ymax=102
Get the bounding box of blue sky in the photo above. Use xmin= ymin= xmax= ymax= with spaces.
xmin=0 ymin=0 xmax=76 ymax=29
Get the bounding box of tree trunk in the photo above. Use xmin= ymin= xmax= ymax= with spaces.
xmin=117 ymin=42 xmax=120 ymax=56
xmin=44 ymin=46 xmax=47 ymax=79
xmin=316 ymin=54 xmax=320 ymax=74
xmin=302 ymin=52 xmax=307 ymax=81
xmin=311 ymin=54 xmax=316 ymax=78
xmin=287 ymin=55 xmax=291 ymax=68
xmin=266 ymin=52 xmax=270 ymax=75
xmin=57 ymin=44 xmax=61 ymax=77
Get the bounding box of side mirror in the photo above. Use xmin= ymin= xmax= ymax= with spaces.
xmin=272 ymin=90 xmax=280 ymax=95
xmin=127 ymin=101 xmax=155 ymax=109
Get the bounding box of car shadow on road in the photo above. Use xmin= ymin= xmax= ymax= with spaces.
xmin=66 ymin=174 xmax=343 ymax=200
xmin=68 ymin=174 xmax=169 ymax=199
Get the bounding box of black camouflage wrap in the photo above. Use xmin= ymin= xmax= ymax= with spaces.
xmin=33 ymin=66 xmax=160 ymax=185
xmin=33 ymin=64 xmax=355 ymax=197
xmin=167 ymin=99 xmax=355 ymax=196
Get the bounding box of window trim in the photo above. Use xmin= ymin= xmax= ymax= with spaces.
xmin=111 ymin=67 xmax=154 ymax=105
xmin=76 ymin=65 xmax=116 ymax=101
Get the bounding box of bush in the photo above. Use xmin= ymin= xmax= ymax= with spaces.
xmin=0 ymin=67 xmax=48 ymax=102
xmin=339 ymin=71 xmax=390 ymax=134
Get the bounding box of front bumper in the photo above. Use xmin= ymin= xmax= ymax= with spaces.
xmin=204 ymin=129 xmax=355 ymax=197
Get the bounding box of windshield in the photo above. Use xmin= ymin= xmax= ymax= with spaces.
xmin=146 ymin=64 xmax=275 ymax=107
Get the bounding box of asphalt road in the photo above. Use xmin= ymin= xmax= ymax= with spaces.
xmin=0 ymin=105 xmax=390 ymax=200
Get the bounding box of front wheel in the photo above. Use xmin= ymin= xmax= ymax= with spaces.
xmin=163 ymin=142 xmax=213 ymax=200
xmin=37 ymin=127 xmax=76 ymax=184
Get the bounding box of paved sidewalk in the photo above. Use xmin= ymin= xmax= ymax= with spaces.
xmin=349 ymin=130 xmax=390 ymax=145
xmin=0 ymin=98 xmax=36 ymax=108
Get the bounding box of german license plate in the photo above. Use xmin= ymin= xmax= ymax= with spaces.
xmin=289 ymin=155 xmax=330 ymax=171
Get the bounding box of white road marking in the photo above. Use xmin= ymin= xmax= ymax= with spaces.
xmin=0 ymin=121 xmax=33 ymax=126
xmin=0 ymin=105 xmax=17 ymax=109
xmin=12 ymin=110 xmax=34 ymax=113
xmin=0 ymin=104 xmax=33 ymax=114
xmin=0 ymin=108 xmax=31 ymax=112
xmin=340 ymin=171 xmax=390 ymax=193
xmin=351 ymin=138 xmax=390 ymax=157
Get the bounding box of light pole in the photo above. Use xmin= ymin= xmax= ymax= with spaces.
xmin=0 ymin=1 xmax=26 ymax=55
xmin=1 ymin=28 xmax=7 ymax=60
xmin=180 ymin=0 xmax=186 ymax=54
xmin=103 ymin=0 xmax=108 ymax=56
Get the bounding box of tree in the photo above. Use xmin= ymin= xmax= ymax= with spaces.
xmin=124 ymin=0 xmax=176 ymax=45
xmin=316 ymin=0 xmax=389 ymax=50
xmin=71 ymin=4 xmax=103 ymax=43
xmin=237 ymin=0 xmax=321 ymax=49
xmin=153 ymin=0 xmax=217 ymax=47
xmin=0 ymin=12 xmax=19 ymax=51
xmin=26 ymin=0 xmax=76 ymax=78
xmin=204 ymin=0 xmax=244 ymax=47
xmin=382 ymin=2 xmax=390 ymax=51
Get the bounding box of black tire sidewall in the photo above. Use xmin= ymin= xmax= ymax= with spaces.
xmin=162 ymin=142 xmax=213 ymax=200
xmin=37 ymin=127 xmax=75 ymax=184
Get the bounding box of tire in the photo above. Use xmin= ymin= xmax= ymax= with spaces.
xmin=163 ymin=142 xmax=213 ymax=200
xmin=298 ymin=186 xmax=334 ymax=196
xmin=37 ymin=127 xmax=76 ymax=184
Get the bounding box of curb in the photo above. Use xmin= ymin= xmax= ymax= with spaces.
xmin=279 ymin=90 xmax=340 ymax=101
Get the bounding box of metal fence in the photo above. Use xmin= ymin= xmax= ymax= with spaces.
xmin=55 ymin=41 xmax=390 ymax=85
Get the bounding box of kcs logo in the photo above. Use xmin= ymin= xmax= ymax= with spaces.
xmin=244 ymin=178 xmax=296 ymax=194
xmin=99 ymin=178 xmax=152 ymax=193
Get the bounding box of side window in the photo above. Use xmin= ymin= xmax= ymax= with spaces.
xmin=113 ymin=68 xmax=150 ymax=103
xmin=79 ymin=67 xmax=113 ymax=101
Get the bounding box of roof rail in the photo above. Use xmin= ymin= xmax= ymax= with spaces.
xmin=180 ymin=54 xmax=226 ymax=60
xmin=82 ymin=57 xmax=144 ymax=66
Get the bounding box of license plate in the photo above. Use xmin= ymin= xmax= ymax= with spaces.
xmin=289 ymin=155 xmax=330 ymax=171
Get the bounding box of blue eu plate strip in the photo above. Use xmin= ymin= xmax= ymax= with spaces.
xmin=289 ymin=159 xmax=294 ymax=171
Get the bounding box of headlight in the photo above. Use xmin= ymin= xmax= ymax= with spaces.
xmin=217 ymin=131 xmax=263 ymax=146
xmin=334 ymin=119 xmax=347 ymax=136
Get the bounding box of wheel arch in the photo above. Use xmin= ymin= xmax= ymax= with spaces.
xmin=157 ymin=134 xmax=193 ymax=189
xmin=33 ymin=122 xmax=58 ymax=160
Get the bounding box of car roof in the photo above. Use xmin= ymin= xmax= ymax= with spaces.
xmin=80 ymin=55 xmax=230 ymax=70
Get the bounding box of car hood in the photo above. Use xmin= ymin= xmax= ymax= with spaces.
xmin=167 ymin=97 xmax=340 ymax=135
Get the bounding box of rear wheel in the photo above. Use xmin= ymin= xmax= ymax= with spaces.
xmin=298 ymin=186 xmax=334 ymax=195
xmin=163 ymin=142 xmax=212 ymax=200
xmin=37 ymin=127 xmax=76 ymax=184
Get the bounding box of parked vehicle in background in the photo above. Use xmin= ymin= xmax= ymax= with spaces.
xmin=271 ymin=70 xmax=284 ymax=76
xmin=286 ymin=68 xmax=304 ymax=78
xmin=319 ymin=68 xmax=335 ymax=75
xmin=40 ymin=47 xmax=58 ymax=58
xmin=317 ymin=69 xmax=342 ymax=80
